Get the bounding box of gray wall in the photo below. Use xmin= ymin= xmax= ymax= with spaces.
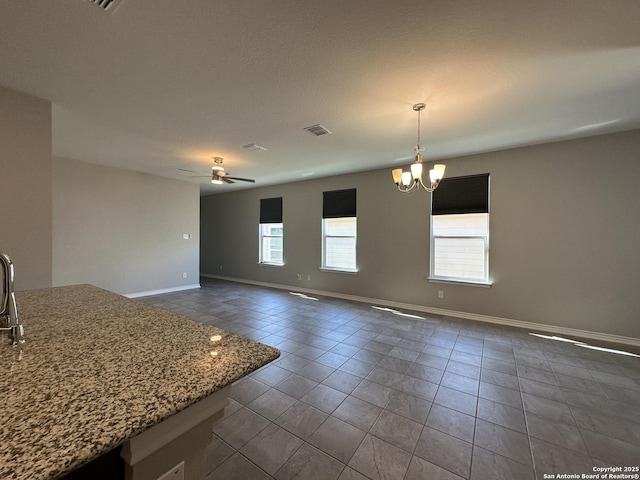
xmin=53 ymin=157 xmax=200 ymax=295
xmin=0 ymin=85 xmax=52 ymax=290
xmin=201 ymin=130 xmax=640 ymax=339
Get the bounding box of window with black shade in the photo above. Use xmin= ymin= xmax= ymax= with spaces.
xmin=259 ymin=197 xmax=283 ymax=265
xmin=322 ymin=189 xmax=357 ymax=272
xmin=430 ymin=174 xmax=490 ymax=283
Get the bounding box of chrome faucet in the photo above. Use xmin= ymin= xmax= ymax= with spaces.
xmin=0 ymin=253 xmax=25 ymax=346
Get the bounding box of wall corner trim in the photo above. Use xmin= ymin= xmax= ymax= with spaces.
xmin=125 ymin=284 xmax=201 ymax=299
xmin=201 ymin=274 xmax=640 ymax=348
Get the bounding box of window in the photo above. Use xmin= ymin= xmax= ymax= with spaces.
xmin=260 ymin=223 xmax=283 ymax=265
xmin=322 ymin=189 xmax=357 ymax=272
xmin=323 ymin=217 xmax=357 ymax=271
xmin=259 ymin=197 xmax=283 ymax=265
xmin=430 ymin=174 xmax=490 ymax=284
xmin=432 ymin=213 xmax=488 ymax=280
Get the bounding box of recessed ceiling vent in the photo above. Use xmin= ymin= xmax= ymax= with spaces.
xmin=303 ymin=124 xmax=332 ymax=136
xmin=243 ymin=143 xmax=268 ymax=152
xmin=87 ymin=0 xmax=121 ymax=12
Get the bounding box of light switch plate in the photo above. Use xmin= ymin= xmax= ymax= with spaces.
xmin=156 ymin=461 xmax=184 ymax=480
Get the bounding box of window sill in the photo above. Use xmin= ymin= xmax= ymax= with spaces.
xmin=428 ymin=277 xmax=492 ymax=288
xmin=258 ymin=262 xmax=285 ymax=267
xmin=320 ymin=268 xmax=358 ymax=275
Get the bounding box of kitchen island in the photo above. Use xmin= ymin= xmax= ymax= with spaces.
xmin=0 ymin=285 xmax=280 ymax=480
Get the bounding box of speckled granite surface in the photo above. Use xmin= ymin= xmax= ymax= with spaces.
xmin=0 ymin=285 xmax=280 ymax=480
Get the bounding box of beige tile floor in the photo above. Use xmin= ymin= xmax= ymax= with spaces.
xmin=141 ymin=278 xmax=640 ymax=480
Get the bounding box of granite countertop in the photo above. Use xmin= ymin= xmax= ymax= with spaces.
xmin=0 ymin=285 xmax=280 ymax=480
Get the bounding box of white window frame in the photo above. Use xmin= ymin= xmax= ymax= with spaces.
xmin=429 ymin=213 xmax=490 ymax=285
xmin=259 ymin=223 xmax=284 ymax=266
xmin=321 ymin=217 xmax=357 ymax=273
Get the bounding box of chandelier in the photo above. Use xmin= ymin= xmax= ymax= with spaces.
xmin=392 ymin=103 xmax=445 ymax=193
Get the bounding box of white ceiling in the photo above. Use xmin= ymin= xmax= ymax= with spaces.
xmin=1 ymin=1 xmax=639 ymax=195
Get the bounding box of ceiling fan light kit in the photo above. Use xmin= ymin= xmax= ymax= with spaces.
xmin=211 ymin=164 xmax=224 ymax=184
xmin=392 ymin=103 xmax=445 ymax=193
xmin=211 ymin=173 xmax=224 ymax=185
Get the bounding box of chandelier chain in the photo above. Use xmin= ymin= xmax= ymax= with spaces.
xmin=417 ymin=107 xmax=421 ymax=150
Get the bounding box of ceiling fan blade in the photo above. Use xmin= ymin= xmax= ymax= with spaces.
xmin=225 ymin=176 xmax=256 ymax=183
xmin=222 ymin=177 xmax=235 ymax=184
xmin=178 ymin=168 xmax=204 ymax=174
xmin=189 ymin=175 xmax=211 ymax=178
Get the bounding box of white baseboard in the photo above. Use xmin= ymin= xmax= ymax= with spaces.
xmin=201 ymin=274 xmax=640 ymax=347
xmin=126 ymin=283 xmax=201 ymax=299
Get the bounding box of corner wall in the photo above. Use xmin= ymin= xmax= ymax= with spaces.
xmin=0 ymin=84 xmax=52 ymax=290
xmin=201 ymin=130 xmax=640 ymax=340
xmin=53 ymin=157 xmax=200 ymax=295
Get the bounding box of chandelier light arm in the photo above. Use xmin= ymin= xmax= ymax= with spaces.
xmin=397 ymin=182 xmax=416 ymax=193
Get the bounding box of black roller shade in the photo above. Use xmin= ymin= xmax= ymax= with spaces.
xmin=323 ymin=188 xmax=356 ymax=218
xmin=260 ymin=197 xmax=282 ymax=223
xmin=432 ymin=174 xmax=489 ymax=215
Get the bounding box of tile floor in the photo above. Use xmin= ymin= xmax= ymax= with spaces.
xmin=140 ymin=278 xmax=640 ymax=480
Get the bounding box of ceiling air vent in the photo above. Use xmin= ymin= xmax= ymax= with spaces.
xmin=243 ymin=143 xmax=268 ymax=152
xmin=303 ymin=124 xmax=332 ymax=136
xmin=87 ymin=0 xmax=121 ymax=12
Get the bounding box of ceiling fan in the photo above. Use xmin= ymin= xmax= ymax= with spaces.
xmin=179 ymin=157 xmax=256 ymax=185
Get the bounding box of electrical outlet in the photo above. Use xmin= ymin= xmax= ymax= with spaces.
xmin=182 ymin=272 xmax=187 ymax=278
xmin=296 ymin=273 xmax=302 ymax=280
xmin=307 ymin=275 xmax=311 ymax=281
xmin=438 ymin=290 xmax=444 ymax=299
xmin=156 ymin=461 xmax=184 ymax=480
xmin=219 ymin=265 xmax=223 ymax=271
